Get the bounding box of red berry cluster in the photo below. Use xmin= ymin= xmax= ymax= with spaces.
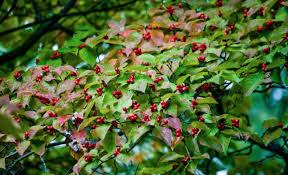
xmin=149 ymin=83 xmax=155 ymax=91
xmin=257 ymin=25 xmax=263 ymax=32
xmin=172 ymin=164 xmax=182 ymax=172
xmin=258 ymin=7 xmax=264 ymax=16
xmin=17 ymin=104 xmax=22 ymax=108
xmin=170 ymin=35 xmax=178 ymax=42
xmin=218 ymin=11 xmax=222 ymax=17
xmin=232 ymin=118 xmax=239 ymax=128
xmin=79 ymin=44 xmax=86 ymax=49
xmin=50 ymin=51 xmax=60 ymax=59
xmin=97 ymin=117 xmax=105 ymax=124
xmin=85 ymin=153 xmax=93 ymax=162
xmin=85 ymin=94 xmax=92 ymax=101
xmin=181 ymin=156 xmax=191 ymax=165
xmin=36 ymin=75 xmax=42 ymax=82
xmin=41 ymin=65 xmax=49 ymax=72
xmin=262 ymin=46 xmax=270 ymax=54
xmin=283 ymin=31 xmax=288 ymax=41
xmin=176 ymin=84 xmax=189 ymax=93
xmin=150 ymin=104 xmax=157 ymax=112
xmin=244 ymin=9 xmax=248 ymax=18
xmin=82 ymin=141 xmax=96 ymax=149
xmin=175 ymin=129 xmax=182 ymax=137
xmin=46 ymin=126 xmax=54 ymax=135
xmin=34 ymin=92 xmax=50 ymax=104
xmin=94 ymin=65 xmax=101 ymax=74
xmin=24 ymin=132 xmax=29 ymax=139
xmin=111 ymin=121 xmax=118 ymax=128
xmin=180 ymin=36 xmax=186 ymax=42
xmin=265 ymin=20 xmax=273 ymax=30
xmin=217 ymin=123 xmax=225 ymax=130
xmin=161 ymin=101 xmax=170 ymax=109
xmin=284 ymin=63 xmax=288 ymax=70
xmin=51 ymin=97 xmax=59 ymax=105
xmin=71 ymin=72 xmax=77 ymax=76
xmin=197 ymin=83 xmax=211 ymax=93
xmin=14 ymin=71 xmax=22 ymax=80
xmin=112 ymin=90 xmax=122 ymax=99
xmin=142 ymin=114 xmax=151 ymax=122
xmin=74 ymin=117 xmax=83 ymax=127
xmin=113 ymin=147 xmax=121 ymax=156
xmin=48 ymin=111 xmax=57 ymax=117
xmin=279 ymin=0 xmax=284 ymax=5
xmin=143 ymin=31 xmax=151 ymax=39
xmin=156 ymin=115 xmax=162 ymax=123
xmin=131 ymin=101 xmax=140 ymax=110
xmin=166 ymin=5 xmax=175 ymax=14
xmin=127 ymin=74 xmax=135 ymax=84
xmin=75 ymin=78 xmax=80 ymax=85
xmin=154 ymin=77 xmax=163 ymax=83
xmin=134 ymin=48 xmax=142 ymax=56
xmin=199 ymin=116 xmax=205 ymax=122
xmin=262 ymin=64 xmax=268 ymax=71
xmin=96 ymin=86 xmax=103 ymax=96
xmin=118 ymin=50 xmax=124 ymax=55
xmin=191 ymin=128 xmax=199 ymax=136
xmin=129 ymin=114 xmax=138 ymax=122
xmin=197 ymin=56 xmax=206 ymax=62
xmin=199 ymin=13 xmax=206 ymax=19
xmin=167 ymin=24 xmax=176 ymax=31
xmin=162 ymin=119 xmax=168 ymax=125
xmin=190 ymin=99 xmax=198 ymax=109
xmin=215 ymin=1 xmax=223 ymax=7
xmin=122 ymin=107 xmax=127 ymax=112
xmin=115 ymin=67 xmax=120 ymax=75
xmin=210 ymin=26 xmax=217 ymax=31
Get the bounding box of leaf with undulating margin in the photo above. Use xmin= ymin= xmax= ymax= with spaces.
xmin=160 ymin=152 xmax=184 ymax=162
xmin=219 ymin=134 xmax=231 ymax=155
xmin=167 ymin=117 xmax=182 ymax=129
xmin=56 ymin=79 xmax=75 ymax=94
xmin=139 ymin=163 xmax=174 ymax=175
xmin=0 ymin=112 xmax=21 ymax=139
xmin=72 ymin=129 xmax=86 ymax=142
xmin=129 ymin=79 xmax=147 ymax=93
xmin=0 ymin=158 xmax=5 ymax=169
xmin=79 ymin=47 xmax=97 ymax=66
xmin=161 ymin=93 xmax=176 ymax=101
xmin=102 ymin=131 xmax=116 ymax=153
xmin=91 ymin=124 xmax=110 ymax=140
xmin=262 ymin=119 xmax=279 ymax=129
xmin=28 ymin=125 xmax=44 ymax=137
xmin=263 ymin=128 xmax=282 ymax=146
xmin=191 ymin=153 xmax=210 ymax=159
xmin=153 ymin=126 xmax=172 ymax=146
xmin=16 ymin=140 xmax=30 ymax=156
xmin=199 ymin=136 xmax=223 ymax=152
xmin=136 ymin=54 xmax=156 ymax=65
xmin=240 ymin=72 xmax=264 ymax=96
xmin=78 ymin=117 xmax=97 ymax=131
xmin=176 ymin=74 xmax=190 ymax=85
xmin=150 ymin=30 xmax=165 ymax=46
xmin=197 ymin=97 xmax=218 ymax=104
xmin=221 ymin=70 xmax=241 ymax=83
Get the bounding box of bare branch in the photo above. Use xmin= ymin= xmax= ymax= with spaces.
xmin=0 ymin=0 xmax=18 ymax=25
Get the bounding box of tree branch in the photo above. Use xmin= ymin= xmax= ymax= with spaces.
xmin=0 ymin=0 xmax=18 ymax=25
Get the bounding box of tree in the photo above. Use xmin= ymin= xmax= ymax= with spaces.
xmin=0 ymin=0 xmax=288 ymax=174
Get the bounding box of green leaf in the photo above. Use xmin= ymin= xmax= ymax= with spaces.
xmin=79 ymin=47 xmax=97 ymax=66
xmin=91 ymin=124 xmax=110 ymax=140
xmin=240 ymin=72 xmax=264 ymax=96
xmin=0 ymin=112 xmax=21 ymax=139
xmin=197 ymin=97 xmax=218 ymax=104
xmin=129 ymin=79 xmax=147 ymax=93
xmin=263 ymin=128 xmax=282 ymax=146
xmin=136 ymin=54 xmax=156 ymax=65
xmin=159 ymin=152 xmax=184 ymax=162
xmin=191 ymin=153 xmax=210 ymax=159
xmin=176 ymin=74 xmax=190 ymax=84
xmin=78 ymin=117 xmax=97 ymax=131
xmin=262 ymin=119 xmax=279 ymax=129
xmin=221 ymin=70 xmax=241 ymax=83
xmin=139 ymin=163 xmax=174 ymax=175
xmin=0 ymin=158 xmax=5 ymax=169
xmin=102 ymin=131 xmax=116 ymax=153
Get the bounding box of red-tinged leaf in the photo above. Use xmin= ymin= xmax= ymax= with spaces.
xmin=43 ymin=73 xmax=55 ymax=82
xmin=171 ymin=136 xmax=184 ymax=150
xmin=109 ymin=20 xmax=126 ymax=30
xmin=28 ymin=125 xmax=44 ymax=137
xmin=57 ymin=80 xmax=75 ymax=94
xmin=185 ymin=10 xmax=198 ymax=20
xmin=58 ymin=115 xmax=73 ymax=126
xmin=148 ymin=8 xmax=164 ymax=16
xmin=140 ymin=40 xmax=161 ymax=52
xmin=53 ymin=65 xmax=76 ymax=76
xmin=150 ymin=30 xmax=165 ymax=46
xmin=0 ymin=95 xmax=18 ymax=111
xmin=123 ymin=47 xmax=133 ymax=57
xmin=191 ymin=153 xmax=210 ymax=159
xmin=159 ymin=127 xmax=172 ymax=146
xmin=16 ymin=140 xmax=30 ymax=156
xmin=73 ymin=164 xmax=79 ymax=175
xmin=65 ymin=92 xmax=84 ymax=102
xmin=72 ymin=129 xmax=86 ymax=142
xmin=116 ymin=135 xmax=126 ymax=146
xmin=119 ymin=29 xmax=136 ymax=38
xmin=167 ymin=117 xmax=182 ymax=129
